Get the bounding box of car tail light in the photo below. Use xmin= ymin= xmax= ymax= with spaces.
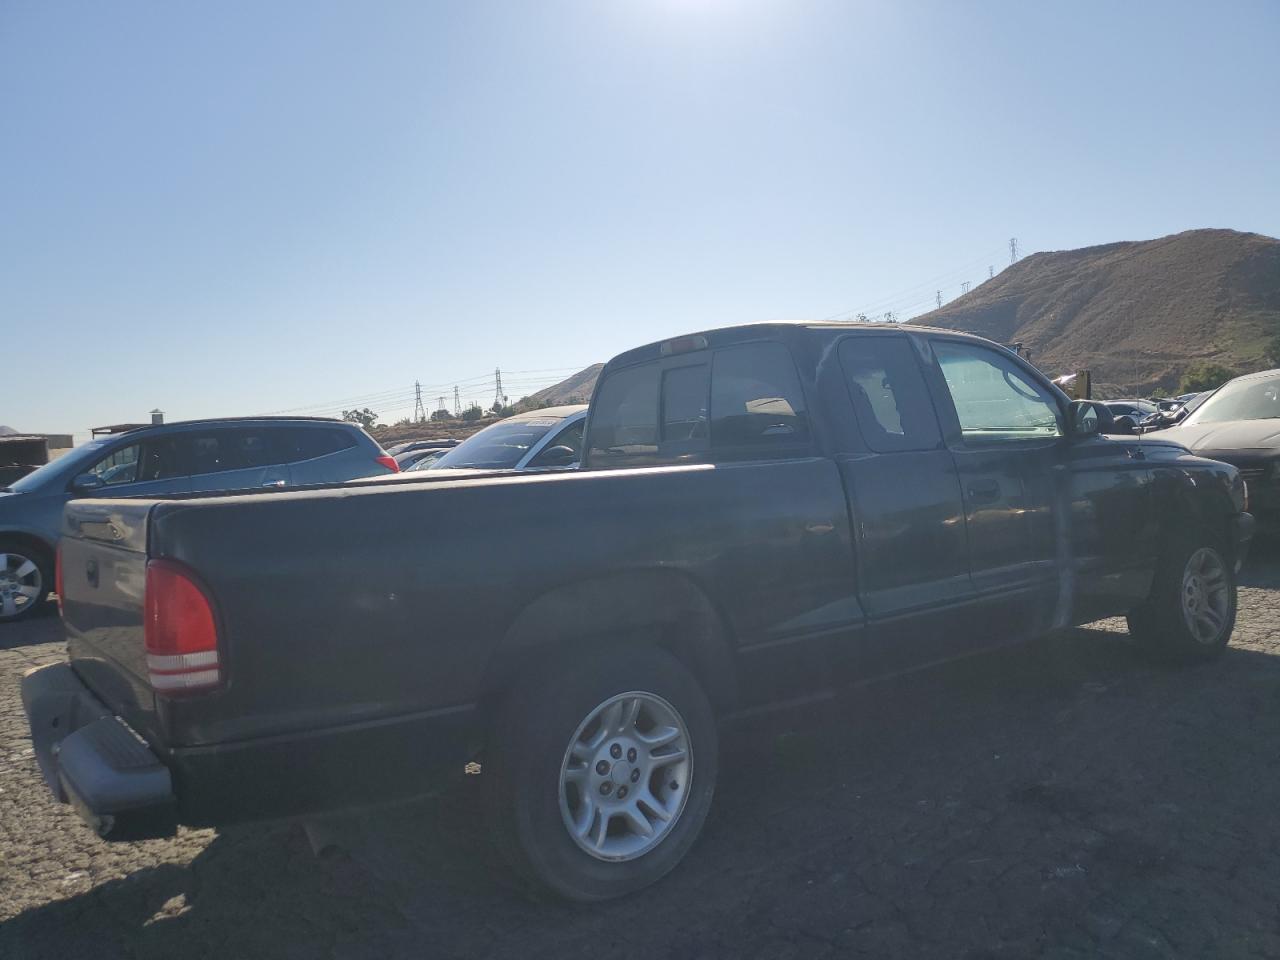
xmin=54 ymin=544 xmax=64 ymax=615
xmin=375 ymin=455 xmax=400 ymax=473
xmin=144 ymin=559 xmax=221 ymax=694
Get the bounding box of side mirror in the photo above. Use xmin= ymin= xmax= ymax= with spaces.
xmin=71 ymin=473 xmax=105 ymax=494
xmin=535 ymin=444 xmax=578 ymax=467
xmin=1070 ymin=400 xmax=1103 ymax=437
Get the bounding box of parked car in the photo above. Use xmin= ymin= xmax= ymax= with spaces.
xmin=0 ymin=417 xmax=397 ymax=622
xmin=427 ymin=405 xmax=587 ymax=471
xmin=386 ymin=438 xmax=459 ymax=456
xmin=1164 ymin=368 xmax=1280 ymax=531
xmin=26 ymin=323 xmax=1252 ymax=902
xmin=394 ymin=446 xmax=451 ymax=470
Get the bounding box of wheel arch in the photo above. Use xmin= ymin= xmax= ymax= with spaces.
xmin=476 ymin=569 xmax=739 ymax=735
xmin=0 ymin=528 xmax=56 ymax=564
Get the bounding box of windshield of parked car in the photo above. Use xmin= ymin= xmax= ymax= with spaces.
xmin=429 ymin=417 xmax=563 ymax=470
xmin=4 ymin=437 xmax=115 ymax=493
xmin=1183 ymin=374 xmax=1280 ymax=424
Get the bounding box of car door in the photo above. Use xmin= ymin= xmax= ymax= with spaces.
xmin=924 ymin=338 xmax=1070 ymax=637
xmin=833 ymin=333 xmax=977 ymax=674
xmin=180 ymin=428 xmax=289 ymax=493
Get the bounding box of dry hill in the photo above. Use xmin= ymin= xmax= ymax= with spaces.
xmin=909 ymin=228 xmax=1280 ymax=397
xmin=514 ymin=363 xmax=603 ymax=411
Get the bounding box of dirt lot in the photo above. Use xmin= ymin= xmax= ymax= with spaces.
xmin=3 ymin=552 xmax=1280 ymax=960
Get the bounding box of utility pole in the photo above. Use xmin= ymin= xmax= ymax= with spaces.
xmin=413 ymin=381 xmax=426 ymax=423
xmin=453 ymin=386 xmax=461 ymax=417
xmin=989 ymin=265 xmax=994 ymax=280
xmin=961 ymin=281 xmax=971 ymax=295
xmin=1009 ymin=237 xmax=1019 ymax=264
xmin=935 ymin=290 xmax=942 ymax=308
xmin=493 ymin=368 xmax=507 ymax=409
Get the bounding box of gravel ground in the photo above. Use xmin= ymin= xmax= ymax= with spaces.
xmin=2 ymin=550 xmax=1280 ymax=960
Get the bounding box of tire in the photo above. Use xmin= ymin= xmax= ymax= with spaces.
xmin=484 ymin=645 xmax=718 ymax=901
xmin=0 ymin=542 xmax=52 ymax=623
xmin=1127 ymin=535 xmax=1236 ymax=662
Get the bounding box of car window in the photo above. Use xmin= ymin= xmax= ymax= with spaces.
xmin=136 ymin=438 xmax=183 ymax=481
xmin=710 ymin=342 xmax=810 ymax=453
xmin=838 ymin=336 xmax=940 ymax=453
xmin=177 ymin=432 xmax=247 ymax=476
xmin=432 ymin=418 xmax=563 ymax=470
xmin=278 ymin=427 xmax=358 ymax=463
xmin=88 ymin=444 xmax=142 ymax=486
xmin=528 ymin=419 xmax=584 ymax=468
xmin=587 ymin=363 xmax=661 ymax=467
xmin=933 ymin=341 xmax=1062 ymax=441
xmin=1183 ymin=374 xmax=1280 ymax=424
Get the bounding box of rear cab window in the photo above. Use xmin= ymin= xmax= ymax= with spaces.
xmin=587 ymin=339 xmax=811 ymax=468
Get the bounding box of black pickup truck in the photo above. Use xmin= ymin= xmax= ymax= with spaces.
xmin=25 ymin=323 xmax=1253 ymax=900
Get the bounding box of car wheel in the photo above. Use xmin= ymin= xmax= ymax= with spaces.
xmin=485 ymin=645 xmax=717 ymax=901
xmin=0 ymin=543 xmax=52 ymax=623
xmin=1127 ymin=536 xmax=1236 ymax=662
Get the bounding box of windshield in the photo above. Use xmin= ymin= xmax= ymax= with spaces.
xmin=1183 ymin=374 xmax=1280 ymax=425
xmin=430 ymin=417 xmax=562 ymax=470
xmin=5 ymin=437 xmax=113 ymax=493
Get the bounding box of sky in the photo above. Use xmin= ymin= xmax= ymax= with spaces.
xmin=3 ymin=0 xmax=1278 ymax=438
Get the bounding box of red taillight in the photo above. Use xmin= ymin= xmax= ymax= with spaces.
xmin=376 ymin=454 xmax=400 ymax=473
xmin=54 ymin=544 xmax=64 ymax=615
xmin=144 ymin=559 xmax=221 ymax=694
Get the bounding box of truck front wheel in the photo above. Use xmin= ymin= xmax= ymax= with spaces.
xmin=1127 ymin=537 xmax=1237 ymax=662
xmin=485 ymin=646 xmax=717 ymax=901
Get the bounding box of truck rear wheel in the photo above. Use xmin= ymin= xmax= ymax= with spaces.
xmin=1127 ymin=537 xmax=1236 ymax=662
xmin=0 ymin=543 xmax=51 ymax=623
xmin=485 ymin=646 xmax=717 ymax=901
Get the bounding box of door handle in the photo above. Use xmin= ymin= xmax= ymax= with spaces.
xmin=966 ymin=479 xmax=1001 ymax=504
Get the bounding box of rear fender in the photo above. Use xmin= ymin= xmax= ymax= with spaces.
xmin=478 ymin=570 xmax=738 ymax=734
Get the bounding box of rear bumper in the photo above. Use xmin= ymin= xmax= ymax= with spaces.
xmin=21 ymin=663 xmax=177 ymax=840
xmin=23 ymin=661 xmax=478 ymax=838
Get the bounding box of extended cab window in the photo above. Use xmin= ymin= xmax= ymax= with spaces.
xmin=588 ymin=361 xmax=711 ymax=467
xmin=587 ymin=363 xmax=660 ymax=467
xmin=710 ymin=342 xmax=810 ymax=454
xmin=838 ymin=336 xmax=940 ymax=452
xmin=933 ymin=341 xmax=1062 ymax=442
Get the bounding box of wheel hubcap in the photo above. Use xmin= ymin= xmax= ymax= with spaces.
xmin=0 ymin=552 xmax=42 ymax=620
xmin=559 ymin=691 xmax=692 ymax=862
xmin=1181 ymin=547 xmax=1229 ymax=645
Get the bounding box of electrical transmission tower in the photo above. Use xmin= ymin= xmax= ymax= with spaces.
xmin=988 ymin=265 xmax=994 ymax=280
xmin=436 ymin=395 xmax=447 ymax=416
xmin=493 ymin=368 xmax=507 ymax=409
xmin=413 ymin=381 xmax=426 ymax=423
xmin=453 ymin=386 xmax=461 ymax=416
xmin=935 ymin=290 xmax=942 ymax=308
xmin=1009 ymin=237 xmax=1019 ymax=264
xmin=961 ymin=281 xmax=971 ymax=295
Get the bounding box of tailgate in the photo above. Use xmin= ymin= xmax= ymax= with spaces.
xmin=60 ymin=499 xmax=160 ymax=744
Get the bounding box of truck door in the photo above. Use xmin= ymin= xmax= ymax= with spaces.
xmin=834 ymin=334 xmax=977 ymax=674
xmin=924 ymin=338 xmax=1071 ymax=637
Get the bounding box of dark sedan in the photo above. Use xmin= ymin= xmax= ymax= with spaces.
xmin=1164 ymin=368 xmax=1280 ymax=530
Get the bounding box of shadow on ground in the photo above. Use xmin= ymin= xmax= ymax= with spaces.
xmin=5 ymin=622 xmax=1280 ymax=959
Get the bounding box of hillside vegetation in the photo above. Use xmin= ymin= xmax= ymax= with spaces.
xmin=910 ymin=228 xmax=1280 ymax=397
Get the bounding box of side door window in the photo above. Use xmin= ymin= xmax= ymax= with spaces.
xmin=710 ymin=342 xmax=811 ymax=458
xmin=82 ymin=439 xmax=190 ymax=495
xmin=178 ymin=430 xmax=283 ymax=491
xmin=660 ymin=365 xmax=710 ymax=458
xmin=838 ymin=336 xmax=941 ymax=452
xmin=87 ymin=444 xmax=142 ymax=486
xmin=932 ymin=341 xmax=1062 ymax=442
